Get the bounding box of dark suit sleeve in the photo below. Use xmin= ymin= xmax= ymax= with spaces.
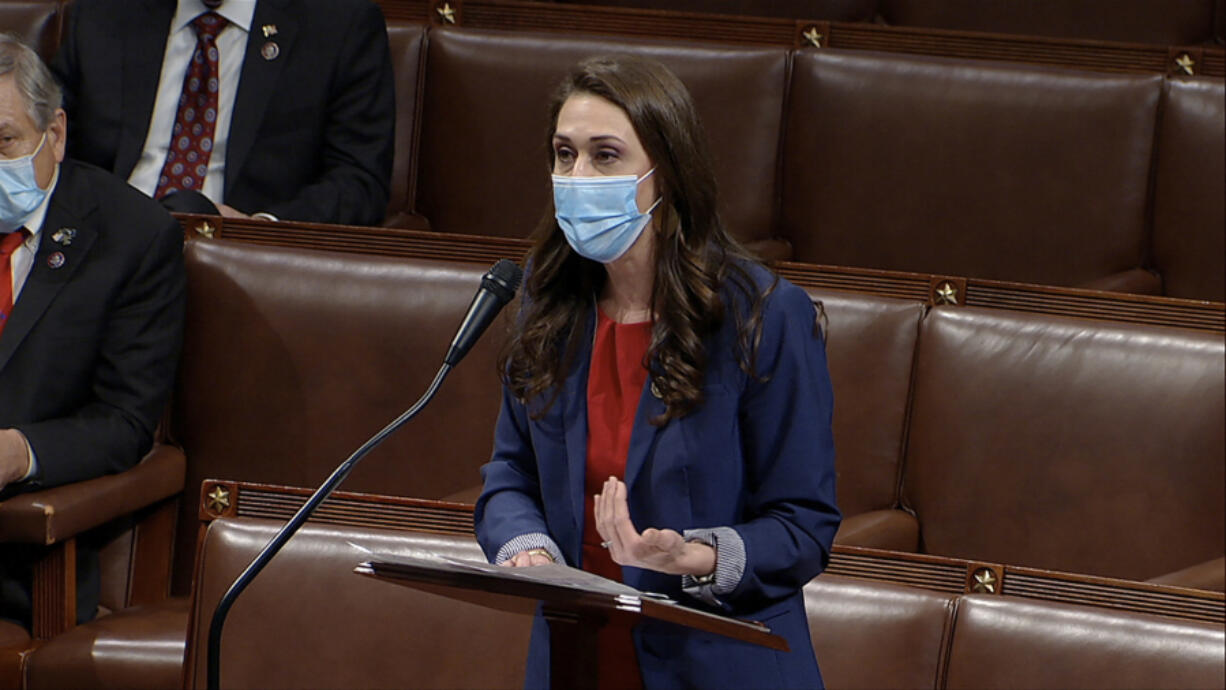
xmin=474 ymin=386 xmax=554 ymax=562
xmin=18 ymin=216 xmax=186 ymax=489
xmin=726 ymin=283 xmax=841 ymax=608
xmin=259 ymin=2 xmax=394 ymax=225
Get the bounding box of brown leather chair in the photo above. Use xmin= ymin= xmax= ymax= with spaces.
xmin=902 ymin=305 xmax=1225 ymax=583
xmin=182 ymin=518 xmax=530 ymax=689
xmin=1 ymin=444 xmax=184 ymax=689
xmin=381 ymin=21 xmax=428 ymax=228
xmin=811 ymin=288 xmax=924 ymax=551
xmin=414 ymin=27 xmax=792 ymax=259
xmin=780 ymin=50 xmax=1164 ymax=292
xmin=169 ymin=239 xmax=511 ymax=592
xmin=944 ymin=594 xmax=1226 ymax=689
xmin=805 ymin=574 xmax=956 ymax=689
xmin=1152 ymin=77 xmax=1225 ymax=301
xmin=0 ymin=0 xmax=62 ymax=61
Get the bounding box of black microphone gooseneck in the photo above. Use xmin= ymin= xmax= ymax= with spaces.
xmin=206 ymin=259 xmax=523 ymax=690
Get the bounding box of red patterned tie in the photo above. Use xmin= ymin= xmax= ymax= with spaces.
xmin=0 ymin=229 xmax=29 ymax=340
xmin=155 ymin=12 xmax=229 ymax=199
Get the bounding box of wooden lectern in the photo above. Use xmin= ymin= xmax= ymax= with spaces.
xmin=356 ymin=556 xmax=787 ymax=690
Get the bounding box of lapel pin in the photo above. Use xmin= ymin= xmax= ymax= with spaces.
xmin=261 ymin=41 xmax=279 ymax=61
xmin=51 ymin=227 xmax=76 ymax=246
xmin=47 ymin=251 xmax=66 ymax=269
xmin=262 ymin=24 xmax=278 ymax=38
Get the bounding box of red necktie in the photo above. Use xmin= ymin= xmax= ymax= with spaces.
xmin=0 ymin=228 xmax=29 ymax=340
xmin=155 ymin=12 xmax=228 ymax=199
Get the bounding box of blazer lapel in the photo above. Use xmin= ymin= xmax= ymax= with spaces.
xmin=226 ymin=0 xmax=296 ymax=197
xmin=0 ymin=166 xmax=97 ymax=374
xmin=116 ymin=0 xmax=176 ymax=178
xmin=623 ymin=372 xmax=668 ymax=493
xmin=560 ymin=309 xmax=597 ymax=552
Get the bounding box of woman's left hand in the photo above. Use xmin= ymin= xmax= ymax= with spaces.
xmin=594 ymin=477 xmax=716 ymax=577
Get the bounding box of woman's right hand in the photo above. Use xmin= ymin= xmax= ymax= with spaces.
xmin=500 ymin=549 xmax=556 ymax=567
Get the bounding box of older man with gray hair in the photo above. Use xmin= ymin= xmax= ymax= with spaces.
xmin=0 ymin=34 xmax=185 ymax=629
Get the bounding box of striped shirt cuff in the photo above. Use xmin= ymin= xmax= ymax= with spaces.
xmin=494 ymin=532 xmax=565 ymax=566
xmin=680 ymin=526 xmax=745 ymax=607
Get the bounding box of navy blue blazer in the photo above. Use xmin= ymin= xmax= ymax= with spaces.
xmin=475 ymin=264 xmax=840 ymax=689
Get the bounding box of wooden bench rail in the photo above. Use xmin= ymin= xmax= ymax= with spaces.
xmin=197 ymin=479 xmax=1226 ymax=626
xmin=176 ymin=214 xmax=1226 ymax=334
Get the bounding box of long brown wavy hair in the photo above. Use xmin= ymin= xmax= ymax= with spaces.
xmin=501 ymin=55 xmax=773 ymax=423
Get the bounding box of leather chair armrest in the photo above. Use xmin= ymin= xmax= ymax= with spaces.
xmin=1076 ymin=267 xmax=1162 ymax=295
xmin=1147 ymin=556 xmax=1225 ymax=592
xmin=833 ymin=509 xmax=920 ymax=552
xmin=0 ymin=444 xmax=185 ymax=545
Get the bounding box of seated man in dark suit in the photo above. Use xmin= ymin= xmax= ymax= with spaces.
xmin=0 ymin=36 xmax=185 ymax=628
xmin=51 ymin=0 xmax=395 ymax=226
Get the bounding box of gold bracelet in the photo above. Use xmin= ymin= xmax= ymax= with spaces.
xmin=523 ymin=548 xmax=556 ymax=563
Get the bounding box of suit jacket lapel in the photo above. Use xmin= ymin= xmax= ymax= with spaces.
xmin=226 ymin=0 xmax=296 ymax=196
xmin=561 ymin=309 xmax=595 ymax=551
xmin=116 ymin=0 xmax=176 ymax=178
xmin=0 ymin=164 xmax=97 ymax=374
xmin=624 ymin=371 xmax=667 ymax=493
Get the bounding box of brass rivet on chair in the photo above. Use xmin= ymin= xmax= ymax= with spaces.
xmin=1175 ymin=53 xmax=1196 ymax=75
xmin=971 ymin=567 xmax=998 ymax=594
xmin=436 ymin=2 xmax=457 ymax=24
xmin=206 ymin=485 xmax=232 ymax=514
xmin=195 ymin=221 xmax=215 ymax=239
xmin=803 ymin=27 xmax=824 ymax=48
xmin=935 ymin=281 xmax=959 ymax=305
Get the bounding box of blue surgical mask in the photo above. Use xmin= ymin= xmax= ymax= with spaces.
xmin=0 ymin=133 xmax=49 ymax=233
xmin=553 ymin=168 xmax=661 ymax=263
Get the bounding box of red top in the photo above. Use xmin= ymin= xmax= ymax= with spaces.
xmin=582 ymin=306 xmax=651 ymax=690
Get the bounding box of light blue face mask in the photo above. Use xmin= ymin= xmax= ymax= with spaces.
xmin=552 ymin=168 xmax=662 ymax=263
xmin=0 ymin=133 xmax=49 ymax=233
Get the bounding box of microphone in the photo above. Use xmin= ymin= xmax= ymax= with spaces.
xmin=207 ymin=259 xmax=522 ymax=690
xmin=445 ymin=259 xmax=523 ymax=366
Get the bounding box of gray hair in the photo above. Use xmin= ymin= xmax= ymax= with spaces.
xmin=0 ymin=34 xmax=62 ymax=131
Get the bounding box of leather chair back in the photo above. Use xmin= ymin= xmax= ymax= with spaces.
xmin=172 ymin=240 xmax=510 ymax=589
xmin=944 ymin=595 xmax=1226 ymax=689
xmin=185 ymin=518 xmax=530 ymax=689
xmin=902 ymin=305 xmax=1225 ymax=580
xmin=1152 ymin=77 xmax=1225 ymax=301
xmin=805 ymin=574 xmax=956 ymax=689
xmin=0 ymin=0 xmax=61 ymax=61
xmin=383 ymin=21 xmax=427 ymax=226
xmin=780 ymin=50 xmax=1163 ymax=289
xmin=414 ymin=27 xmax=791 ymax=258
xmin=811 ymin=289 xmax=924 ymax=517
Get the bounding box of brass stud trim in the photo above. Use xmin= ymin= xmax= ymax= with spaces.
xmin=971 ymin=567 xmax=999 ymax=594
xmin=206 ymin=485 xmax=232 ymax=515
xmin=195 ymin=221 xmax=215 ymax=239
xmin=1175 ymin=53 xmax=1196 ymax=75
xmin=935 ymin=280 xmax=959 ymax=305
xmin=802 ymin=27 xmax=824 ymax=48
xmin=436 ymin=2 xmax=457 ymax=24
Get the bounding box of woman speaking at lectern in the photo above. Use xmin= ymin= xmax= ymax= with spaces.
xmin=474 ymin=54 xmax=840 ymax=689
